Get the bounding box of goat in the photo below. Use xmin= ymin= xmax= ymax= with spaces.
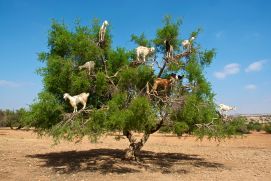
xmin=164 ymin=40 xmax=174 ymax=58
xmin=136 ymin=46 xmax=155 ymax=62
xmin=99 ymin=20 xmax=109 ymax=43
xmin=218 ymin=103 xmax=236 ymax=118
xmin=63 ymin=92 xmax=90 ymax=113
xmin=79 ymin=61 xmax=95 ymax=75
xmin=152 ymin=73 xmax=183 ymax=95
xmin=182 ymin=36 xmax=195 ymax=50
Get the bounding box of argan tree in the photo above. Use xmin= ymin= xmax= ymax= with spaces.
xmin=24 ymin=16 xmax=242 ymax=160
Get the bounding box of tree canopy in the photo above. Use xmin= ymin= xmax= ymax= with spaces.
xmin=23 ymin=16 xmax=244 ymax=160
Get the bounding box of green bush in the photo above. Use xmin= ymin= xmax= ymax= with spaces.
xmin=247 ymin=122 xmax=263 ymax=132
xmin=264 ymin=123 xmax=271 ymax=134
xmin=22 ymin=91 xmax=64 ymax=130
xmin=159 ymin=125 xmax=172 ymax=133
xmin=173 ymin=122 xmax=189 ymax=136
xmin=0 ymin=109 xmax=26 ymax=128
xmin=225 ymin=117 xmax=249 ymax=134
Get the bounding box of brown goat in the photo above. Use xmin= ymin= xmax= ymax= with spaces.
xmin=152 ymin=74 xmax=182 ymax=95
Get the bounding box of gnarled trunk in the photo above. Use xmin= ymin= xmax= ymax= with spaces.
xmin=123 ymin=130 xmax=150 ymax=160
xmin=123 ymin=118 xmax=165 ymax=160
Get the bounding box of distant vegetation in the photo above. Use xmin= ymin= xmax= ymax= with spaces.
xmin=264 ymin=123 xmax=271 ymax=134
xmin=0 ymin=109 xmax=26 ymax=129
xmin=1 ymin=108 xmax=271 ymax=136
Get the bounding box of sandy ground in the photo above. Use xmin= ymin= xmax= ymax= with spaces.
xmin=0 ymin=128 xmax=271 ymax=181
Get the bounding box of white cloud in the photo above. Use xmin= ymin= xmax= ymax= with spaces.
xmin=245 ymin=60 xmax=265 ymax=72
xmin=214 ymin=63 xmax=240 ymax=79
xmin=245 ymin=84 xmax=257 ymax=91
xmin=0 ymin=80 xmax=34 ymax=88
xmin=214 ymin=72 xmax=226 ymax=79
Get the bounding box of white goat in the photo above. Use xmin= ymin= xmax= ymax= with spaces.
xmin=63 ymin=92 xmax=90 ymax=113
xmin=99 ymin=20 xmax=109 ymax=43
xmin=79 ymin=61 xmax=95 ymax=75
xmin=164 ymin=40 xmax=174 ymax=58
xmin=182 ymin=36 xmax=195 ymax=50
xmin=218 ymin=103 xmax=236 ymax=118
xmin=136 ymin=46 xmax=155 ymax=62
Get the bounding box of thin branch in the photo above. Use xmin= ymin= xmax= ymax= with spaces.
xmin=149 ymin=116 xmax=166 ymax=134
xmin=173 ymin=50 xmax=191 ymax=60
xmin=157 ymin=61 xmax=167 ymax=78
xmin=130 ymin=60 xmax=145 ymax=67
xmin=195 ymin=119 xmax=216 ymax=130
xmin=154 ymin=59 xmax=163 ymax=69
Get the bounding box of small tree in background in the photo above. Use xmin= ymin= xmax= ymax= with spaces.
xmin=0 ymin=108 xmax=26 ymax=129
xmin=23 ymin=16 xmax=243 ymax=160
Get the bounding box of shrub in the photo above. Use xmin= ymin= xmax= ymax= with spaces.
xmin=247 ymin=122 xmax=263 ymax=132
xmin=264 ymin=123 xmax=271 ymax=134
xmin=226 ymin=117 xmax=249 ymax=134
xmin=173 ymin=122 xmax=189 ymax=136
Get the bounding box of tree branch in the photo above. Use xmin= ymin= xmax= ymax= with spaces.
xmin=157 ymin=61 xmax=167 ymax=78
xmin=149 ymin=117 xmax=165 ymax=134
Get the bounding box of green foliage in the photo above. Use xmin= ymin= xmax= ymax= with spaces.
xmin=118 ymin=67 xmax=138 ymax=90
xmin=153 ymin=16 xmax=182 ymax=54
xmin=23 ymin=91 xmax=64 ymax=131
xmin=106 ymin=93 xmax=130 ymax=131
xmin=105 ymin=95 xmax=157 ymax=133
xmin=37 ymin=55 xmax=73 ymax=99
xmin=126 ymin=96 xmax=156 ymax=132
xmin=264 ymin=123 xmax=271 ymax=134
xmin=131 ymin=33 xmax=151 ymax=47
xmin=194 ymin=117 xmax=248 ymax=140
xmin=108 ymin=48 xmax=130 ymax=73
xmin=172 ymin=94 xmax=217 ymax=133
xmin=95 ymin=72 xmax=108 ymax=97
xmin=70 ymin=71 xmax=91 ymax=95
xmin=84 ymin=109 xmax=107 ymax=142
xmin=224 ymin=117 xmax=249 ymax=134
xmin=48 ymin=20 xmax=73 ymax=57
xmin=247 ymin=121 xmax=263 ymax=132
xmin=158 ymin=125 xmax=172 ymax=133
xmin=185 ymin=56 xmax=213 ymax=99
xmin=199 ymin=49 xmax=216 ymax=66
xmin=173 ymin=122 xmax=189 ymax=136
xmin=0 ymin=108 xmax=26 ymax=128
xmin=118 ymin=66 xmax=154 ymax=91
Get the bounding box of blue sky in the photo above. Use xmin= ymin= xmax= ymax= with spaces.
xmin=0 ymin=0 xmax=270 ymax=114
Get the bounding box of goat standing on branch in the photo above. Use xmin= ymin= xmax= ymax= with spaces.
xmin=79 ymin=61 xmax=95 ymax=75
xmin=164 ymin=40 xmax=174 ymax=58
xmin=99 ymin=20 xmax=109 ymax=44
xmin=136 ymin=46 xmax=155 ymax=62
xmin=63 ymin=92 xmax=90 ymax=113
xmin=182 ymin=36 xmax=195 ymax=51
xmin=218 ymin=103 xmax=236 ymax=118
xmin=152 ymin=74 xmax=183 ymax=95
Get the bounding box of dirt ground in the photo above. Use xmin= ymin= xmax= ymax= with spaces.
xmin=0 ymin=128 xmax=271 ymax=181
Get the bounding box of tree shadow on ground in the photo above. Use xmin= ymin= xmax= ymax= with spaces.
xmin=27 ymin=149 xmax=224 ymax=175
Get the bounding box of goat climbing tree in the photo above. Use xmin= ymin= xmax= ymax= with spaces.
xmin=23 ymin=16 xmax=243 ymax=160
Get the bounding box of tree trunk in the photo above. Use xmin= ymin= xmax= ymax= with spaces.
xmin=123 ymin=118 xmax=165 ymax=160
xmin=123 ymin=131 xmax=150 ymax=160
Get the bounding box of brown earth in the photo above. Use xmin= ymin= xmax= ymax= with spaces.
xmin=0 ymin=128 xmax=271 ymax=181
